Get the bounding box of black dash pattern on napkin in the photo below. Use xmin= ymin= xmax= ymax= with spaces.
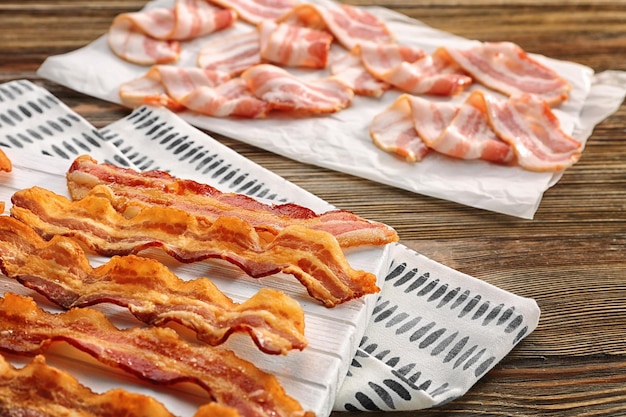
xmin=336 ymin=244 xmax=536 ymax=412
xmin=100 ymin=106 xmax=287 ymax=202
xmin=0 ymin=80 xmax=131 ymax=167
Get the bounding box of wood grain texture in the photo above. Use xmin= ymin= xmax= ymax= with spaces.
xmin=1 ymin=1 xmax=626 ymax=416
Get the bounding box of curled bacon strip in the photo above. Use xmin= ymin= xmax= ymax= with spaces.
xmin=241 ymin=64 xmax=354 ymax=114
xmin=0 ymin=293 xmax=313 ymax=417
xmin=0 ymin=354 xmax=240 ymax=417
xmin=371 ymin=90 xmax=579 ymax=171
xmin=0 ymin=216 xmax=306 ymax=355
xmin=66 ymin=155 xmax=398 ymax=249
xmin=10 ymin=187 xmax=379 ymax=307
xmin=278 ymin=3 xmax=394 ymax=50
xmin=445 ymin=42 xmax=571 ymax=106
xmin=108 ymin=0 xmax=237 ymax=65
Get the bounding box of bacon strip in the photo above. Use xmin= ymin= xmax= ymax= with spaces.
xmin=259 ymin=20 xmax=333 ymax=69
xmin=0 ymin=354 xmax=186 ymax=417
xmin=371 ymin=91 xmax=579 ymax=171
xmin=483 ymin=92 xmax=582 ymax=171
xmin=241 ymin=64 xmax=354 ymax=114
xmin=445 ymin=42 xmax=571 ymax=106
xmin=330 ymin=49 xmax=391 ymax=97
xmin=120 ymin=66 xmax=270 ymax=118
xmin=198 ymin=29 xmax=262 ymax=76
xmin=208 ymin=0 xmax=298 ymax=24
xmin=10 ymin=187 xmax=379 ymax=307
xmin=358 ymin=44 xmax=473 ymax=96
xmin=370 ymin=94 xmax=430 ymax=162
xmin=66 ymin=155 xmax=398 ymax=249
xmin=279 ymin=3 xmax=394 ymax=50
xmin=0 ymin=353 xmax=240 ymax=417
xmin=431 ymin=91 xmax=514 ymax=163
xmin=108 ymin=0 xmax=237 ymax=65
xmin=0 ymin=293 xmax=313 ymax=417
xmin=0 ymin=216 xmax=306 ymax=354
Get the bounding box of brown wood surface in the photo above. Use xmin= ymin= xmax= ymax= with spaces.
xmin=1 ymin=1 xmax=626 ymax=416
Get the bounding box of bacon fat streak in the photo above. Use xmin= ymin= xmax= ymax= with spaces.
xmin=0 ymin=293 xmax=314 ymax=417
xmin=10 ymin=187 xmax=379 ymax=307
xmin=66 ymin=155 xmax=398 ymax=249
xmin=0 ymin=216 xmax=307 ymax=355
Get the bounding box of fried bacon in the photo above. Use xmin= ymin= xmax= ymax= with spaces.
xmin=10 ymin=187 xmax=379 ymax=307
xmin=66 ymin=155 xmax=398 ymax=249
xmin=0 ymin=216 xmax=306 ymax=354
xmin=0 ymin=149 xmax=11 ymax=173
xmin=0 ymin=293 xmax=313 ymax=417
xmin=0 ymin=353 xmax=241 ymax=417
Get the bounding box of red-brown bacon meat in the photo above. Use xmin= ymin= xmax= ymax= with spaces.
xmin=0 ymin=216 xmax=307 ymax=355
xmin=0 ymin=293 xmax=314 ymax=417
xmin=0 ymin=353 xmax=241 ymax=417
xmin=10 ymin=187 xmax=379 ymax=307
xmin=66 ymin=155 xmax=398 ymax=249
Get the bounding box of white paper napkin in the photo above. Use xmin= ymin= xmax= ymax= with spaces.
xmin=0 ymin=79 xmax=541 ymax=414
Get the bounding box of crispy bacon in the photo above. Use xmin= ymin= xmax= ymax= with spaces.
xmin=10 ymin=187 xmax=379 ymax=307
xmin=445 ymin=42 xmax=571 ymax=105
xmin=0 ymin=293 xmax=313 ymax=417
xmin=208 ymin=0 xmax=298 ymax=24
xmin=108 ymin=0 xmax=236 ymax=65
xmin=0 ymin=216 xmax=306 ymax=354
xmin=0 ymin=354 xmax=193 ymax=417
xmin=0 ymin=354 xmax=240 ymax=417
xmin=66 ymin=155 xmax=398 ymax=249
xmin=241 ymin=64 xmax=354 ymax=114
xmin=0 ymin=150 xmax=11 ymax=173
xmin=483 ymin=92 xmax=581 ymax=171
xmin=279 ymin=3 xmax=394 ymax=50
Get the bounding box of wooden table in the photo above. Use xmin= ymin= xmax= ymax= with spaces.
xmin=1 ymin=1 xmax=625 ymax=416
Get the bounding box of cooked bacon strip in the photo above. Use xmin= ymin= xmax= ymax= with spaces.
xmin=370 ymin=94 xmax=430 ymax=162
xmin=359 ymin=44 xmax=472 ymax=96
xmin=0 ymin=293 xmax=313 ymax=417
xmin=430 ymin=91 xmax=514 ymax=163
xmin=208 ymin=0 xmax=298 ymax=24
xmin=259 ymin=20 xmax=333 ymax=69
xmin=198 ymin=29 xmax=262 ymax=76
xmin=108 ymin=0 xmax=236 ymax=65
xmin=11 ymin=187 xmax=379 ymax=307
xmin=66 ymin=155 xmax=398 ymax=249
xmin=445 ymin=42 xmax=571 ymax=106
xmin=483 ymin=92 xmax=581 ymax=171
xmin=0 ymin=216 xmax=306 ymax=354
xmin=0 ymin=149 xmax=11 ymax=173
xmin=241 ymin=64 xmax=354 ymax=114
xmin=0 ymin=354 xmax=239 ymax=417
xmin=279 ymin=3 xmax=394 ymax=50
xmin=0 ymin=354 xmax=191 ymax=417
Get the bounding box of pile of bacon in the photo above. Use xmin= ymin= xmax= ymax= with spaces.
xmin=110 ymin=0 xmax=581 ymax=172
xmin=0 ymin=154 xmax=398 ymax=416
